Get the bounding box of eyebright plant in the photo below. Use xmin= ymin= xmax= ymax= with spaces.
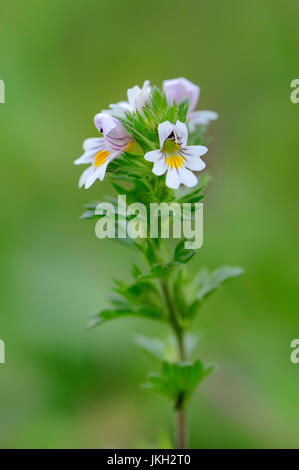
xmin=74 ymin=77 xmax=243 ymax=449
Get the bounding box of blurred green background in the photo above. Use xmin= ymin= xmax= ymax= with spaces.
xmin=0 ymin=0 xmax=299 ymax=449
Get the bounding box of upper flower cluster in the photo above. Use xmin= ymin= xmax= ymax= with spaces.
xmin=74 ymin=78 xmax=217 ymax=190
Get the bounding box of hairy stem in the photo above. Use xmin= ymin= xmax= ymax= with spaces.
xmin=176 ymin=334 xmax=186 ymax=449
xmin=160 ymin=281 xmax=181 ymax=341
xmin=177 ymin=407 xmax=186 ymax=449
xmin=160 ymin=280 xmax=186 ymax=449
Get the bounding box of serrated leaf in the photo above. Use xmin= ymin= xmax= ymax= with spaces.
xmin=114 ymin=277 xmax=166 ymax=316
xmin=135 ymin=335 xmax=168 ymax=361
xmin=88 ymin=306 xmax=163 ymax=329
xmin=142 ymin=239 xmax=159 ymax=265
xmin=151 ymin=86 xmax=168 ymax=118
xmin=197 ymin=266 xmax=244 ymax=300
xmin=135 ymin=335 xmax=179 ymax=362
xmin=174 ymin=239 xmax=196 ymax=264
xmin=177 ymin=98 xmax=189 ymax=122
xmin=140 ymin=262 xmax=176 ymax=280
xmin=131 ymin=264 xmax=142 ymax=280
xmin=142 ymin=359 xmax=214 ymax=407
xmin=187 ymin=266 xmax=244 ymax=320
xmin=165 ymin=103 xmax=177 ymax=123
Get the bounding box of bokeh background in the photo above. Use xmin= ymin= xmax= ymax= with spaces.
xmin=0 ymin=0 xmax=299 ymax=449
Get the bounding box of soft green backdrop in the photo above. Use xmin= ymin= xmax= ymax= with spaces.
xmin=0 ymin=0 xmax=298 ymax=448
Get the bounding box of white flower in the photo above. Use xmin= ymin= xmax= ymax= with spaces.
xmin=163 ymin=77 xmax=199 ymax=117
xmin=163 ymin=77 xmax=218 ymax=131
xmin=127 ymin=80 xmax=152 ymax=112
xmin=74 ymin=113 xmax=132 ymax=188
xmin=187 ymin=110 xmax=218 ymax=133
xmin=103 ymin=80 xmax=152 ymax=117
xmin=144 ymin=121 xmax=208 ymax=190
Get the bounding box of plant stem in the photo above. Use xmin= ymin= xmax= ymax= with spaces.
xmin=160 ymin=281 xmax=181 ymax=341
xmin=160 ymin=280 xmax=186 ymax=449
xmin=176 ymin=332 xmax=186 ymax=449
xmin=177 ymin=407 xmax=186 ymax=449
xmin=177 ymin=330 xmax=185 ymax=361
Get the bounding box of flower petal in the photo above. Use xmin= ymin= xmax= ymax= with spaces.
xmin=85 ymin=163 xmax=109 ymax=188
xmin=102 ymin=101 xmax=132 ymax=118
xmin=153 ymin=157 xmax=167 ymax=176
xmin=188 ymin=110 xmax=218 ymax=132
xmin=166 ymin=167 xmax=180 ymax=189
xmin=183 ymin=145 xmax=208 ymax=158
xmin=97 ymin=161 xmax=110 ymax=181
xmin=182 ymin=145 xmax=207 ymax=171
xmin=158 ymin=121 xmax=174 ymax=148
xmin=127 ymin=86 xmax=140 ymax=108
xmin=84 ymin=168 xmax=100 ymax=189
xmin=163 ymin=78 xmax=200 ymax=114
xmin=174 ymin=121 xmax=188 ymax=146
xmin=83 ymin=137 xmax=105 ymax=151
xmin=184 ymin=156 xmax=206 ymax=171
xmin=178 ymin=167 xmax=198 ymax=187
xmin=78 ymin=166 xmax=94 ymax=188
xmin=74 ymin=150 xmax=97 ymax=165
xmin=127 ymin=80 xmax=151 ymax=112
xmin=94 ymin=113 xmax=130 ymax=152
xmin=94 ymin=113 xmax=116 ymax=135
xmin=144 ymin=150 xmax=162 ymax=162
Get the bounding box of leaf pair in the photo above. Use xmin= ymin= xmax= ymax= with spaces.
xmin=172 ymin=265 xmax=244 ymax=327
xmin=88 ymin=277 xmax=166 ymax=328
xmin=142 ymin=360 xmax=214 ymax=408
xmin=150 ymin=86 xmax=189 ymax=125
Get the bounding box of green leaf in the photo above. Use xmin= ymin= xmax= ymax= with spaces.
xmin=88 ymin=272 xmax=168 ymax=329
xmin=142 ymin=360 xmax=214 ymax=407
xmin=139 ymin=262 xmax=176 ymax=280
xmin=177 ymin=98 xmax=189 ymax=122
xmin=176 ymin=187 xmax=205 ymax=205
xmin=135 ymin=336 xmax=168 ymax=361
xmin=120 ymin=113 xmax=157 ymax=151
xmin=131 ymin=264 xmax=142 ymax=280
xmin=165 ymin=103 xmax=177 ymax=123
xmin=188 ymin=266 xmax=244 ymax=320
xmin=135 ymin=335 xmax=179 ymax=362
xmin=142 ymin=239 xmax=159 ymax=266
xmin=114 ymin=277 xmax=166 ymax=315
xmin=197 ymin=266 xmax=244 ymax=300
xmin=108 ymin=151 xmax=152 ymax=182
xmin=174 ymin=239 xmax=196 ymax=264
xmin=188 ymin=125 xmax=209 ymax=146
xmin=151 ymin=86 xmax=168 ymax=118
xmin=88 ymin=306 xmax=163 ymax=329
xmin=113 ymin=278 xmax=158 ymax=304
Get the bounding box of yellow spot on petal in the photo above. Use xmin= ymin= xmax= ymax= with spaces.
xmin=94 ymin=150 xmax=109 ymax=167
xmin=125 ymin=139 xmax=134 ymax=152
xmin=163 ymin=138 xmax=183 ymax=169
xmin=165 ymin=155 xmax=184 ymax=169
